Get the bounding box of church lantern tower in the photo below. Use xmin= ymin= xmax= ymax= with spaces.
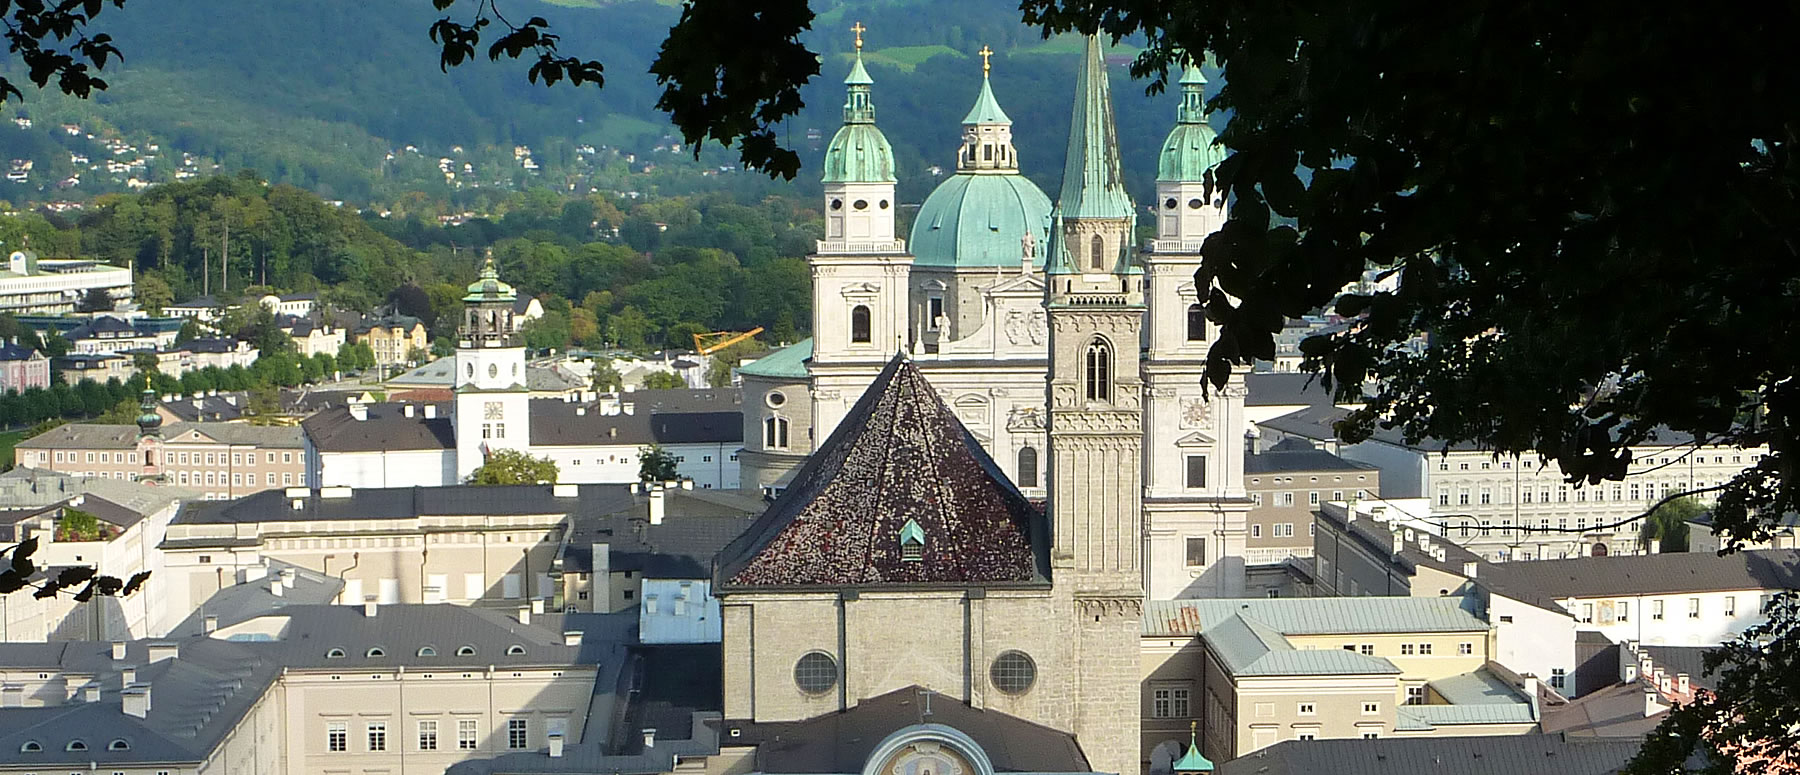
xmin=809 ymin=22 xmax=915 ymax=444
xmin=454 ymin=253 xmax=532 ymax=480
xmin=1143 ymin=61 xmax=1251 ymax=599
xmin=1042 ymin=34 xmax=1144 ymax=775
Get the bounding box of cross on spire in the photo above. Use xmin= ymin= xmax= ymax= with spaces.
xmin=979 ymin=45 xmax=993 ymax=75
xmin=851 ymin=21 xmax=866 ymax=52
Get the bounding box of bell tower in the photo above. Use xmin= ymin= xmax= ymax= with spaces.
xmin=454 ymin=252 xmax=532 ymax=480
xmin=1042 ymin=35 xmax=1143 ymax=775
xmin=810 ymin=22 xmax=914 ymax=444
xmin=1143 ymin=62 xmax=1251 ymax=598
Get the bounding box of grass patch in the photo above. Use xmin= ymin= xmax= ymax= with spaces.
xmin=0 ymin=430 xmax=26 ymax=469
xmin=869 ymin=45 xmax=963 ymax=70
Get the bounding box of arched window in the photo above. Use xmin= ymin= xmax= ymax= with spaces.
xmin=506 ymin=644 xmax=527 ymax=656
xmin=1089 ymin=234 xmax=1106 ymax=270
xmin=108 ymin=739 xmax=130 ymax=751
xmin=1084 ymin=339 xmax=1112 ymax=402
xmin=1017 ymin=447 xmax=1039 ymax=488
xmin=365 ymin=647 xmax=386 ymax=658
xmin=850 ymin=304 xmax=872 ymax=344
xmin=763 ymin=415 xmax=790 ymax=450
xmin=1187 ymin=303 xmax=1207 ymax=342
xmin=417 ymin=646 xmax=437 ymax=657
xmin=325 ymin=648 xmax=346 ymax=659
xmin=456 ymin=645 xmax=477 ymax=656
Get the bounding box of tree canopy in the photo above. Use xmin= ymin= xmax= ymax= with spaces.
xmin=465 ymin=448 xmax=559 ymax=485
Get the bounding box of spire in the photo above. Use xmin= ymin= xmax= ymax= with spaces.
xmin=1177 ymin=62 xmax=1208 ymax=125
xmin=1171 ymin=721 xmax=1215 ymax=773
xmin=135 ymin=382 xmax=162 ymax=439
xmin=843 ymin=22 xmax=875 ymax=124
xmin=463 ymin=249 xmax=517 ymax=303
xmin=962 ymin=69 xmax=1011 ymax=125
xmin=823 ymin=21 xmax=896 ymax=183
xmin=1056 ymin=35 xmax=1135 ymax=221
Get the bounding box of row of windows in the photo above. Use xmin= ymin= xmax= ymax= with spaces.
xmin=1577 ymin=595 xmax=1763 ymax=623
xmin=51 ymin=449 xmax=297 ymax=466
xmin=1438 ymin=480 xmax=1711 ymax=506
xmin=175 ymin=470 xmax=295 ymax=487
xmin=1251 ymin=523 xmax=1310 ymax=539
xmin=328 ymin=717 xmax=551 ymax=752
xmin=1456 ymin=517 xmax=1642 ymax=537
xmin=1340 ymin=642 xmax=1476 ymax=656
xmin=1438 ymin=453 xmax=1758 ymax=472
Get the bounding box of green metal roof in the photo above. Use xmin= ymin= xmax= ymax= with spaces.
xmin=1204 ymin=614 xmax=1403 ymax=677
xmin=910 ymin=173 xmax=1052 ymax=268
xmin=1428 ymin=667 xmax=1530 ymax=706
xmin=899 ymin=518 xmax=926 ymax=545
xmin=737 ymin=338 xmax=811 ymax=380
xmin=1172 ymin=739 xmax=1214 ymax=773
xmin=845 ymin=53 xmax=873 ymax=86
xmin=822 ymin=123 xmax=897 ymax=183
xmin=463 ymin=255 xmax=518 ymax=303
xmin=1396 ymin=703 xmax=1538 ymax=730
xmin=1159 ymin=63 xmax=1226 ymax=182
xmin=962 ymin=75 xmax=1011 ymax=125
xmin=1054 ymin=36 xmax=1135 ymax=221
xmin=1142 ymin=595 xmax=1489 ymax=637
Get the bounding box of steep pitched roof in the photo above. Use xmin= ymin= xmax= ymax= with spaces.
xmin=1219 ymin=734 xmax=1642 ymax=775
xmin=1478 ymin=548 xmax=1800 ymax=600
xmin=717 ymin=355 xmax=1048 ymax=588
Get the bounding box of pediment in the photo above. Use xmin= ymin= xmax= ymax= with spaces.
xmin=841 ymin=282 xmax=881 ymax=299
xmin=1175 ymin=430 xmax=1216 ymax=447
xmin=984 ymin=273 xmax=1046 ymax=296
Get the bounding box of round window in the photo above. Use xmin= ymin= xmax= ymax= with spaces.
xmin=794 ymin=652 xmax=839 ymax=695
xmin=766 ymin=391 xmax=787 ymax=408
xmin=853 ymin=199 xmax=869 ymax=210
xmin=488 ymin=363 xmax=499 ymax=379
xmin=1188 ymin=198 xmax=1205 ymax=210
xmin=1165 ymin=197 xmax=1178 ymax=210
xmin=879 ymin=199 xmax=890 ymax=210
xmin=990 ymin=650 xmax=1036 ymax=695
xmin=830 ymin=199 xmax=843 ymax=211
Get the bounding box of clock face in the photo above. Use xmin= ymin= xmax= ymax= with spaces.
xmin=484 ymin=402 xmax=504 ymax=420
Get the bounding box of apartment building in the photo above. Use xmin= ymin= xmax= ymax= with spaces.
xmin=1141 ymin=596 xmax=1539 ymax=766
xmin=0 ymin=251 xmax=134 ymax=315
xmin=1258 ymin=405 xmax=1765 ymax=560
xmin=554 ymin=483 xmax=761 ymax=613
xmin=1243 ymin=442 xmax=1380 ymax=566
xmin=353 ymin=314 xmax=428 ymax=366
xmin=0 ymin=339 xmax=48 ymax=391
xmin=15 ymin=421 xmax=305 ymax=499
xmin=0 ymin=604 xmax=607 ymax=775
xmin=51 ymin=352 xmax=131 ymax=384
xmin=1688 ymin=511 xmax=1800 ymax=553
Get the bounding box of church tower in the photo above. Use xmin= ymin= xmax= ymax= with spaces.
xmin=809 ymin=23 xmax=914 ymax=445
xmin=1043 ymin=35 xmax=1144 ymax=775
xmin=1142 ymin=63 xmax=1252 ymax=598
xmin=454 ymin=253 xmax=531 ymax=480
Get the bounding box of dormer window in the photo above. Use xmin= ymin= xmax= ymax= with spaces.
xmin=366 ymin=647 xmax=386 ymax=658
xmin=325 ymin=648 xmax=346 ymax=659
xmin=417 ymin=646 xmax=438 ymax=657
xmin=19 ymin=741 xmax=40 ymax=752
xmin=108 ymin=739 xmax=130 ymax=751
xmin=899 ymin=519 xmax=926 ymax=562
xmin=66 ymin=740 xmax=87 ymax=752
xmin=506 ymin=645 xmax=527 ymax=656
xmin=456 ymin=645 xmax=477 ymax=656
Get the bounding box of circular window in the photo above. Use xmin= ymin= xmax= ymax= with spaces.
xmin=1187 ymin=198 xmax=1205 ymax=210
xmin=1165 ymin=197 xmax=1178 ymax=210
xmin=794 ymin=652 xmax=839 ymax=695
xmin=853 ymin=199 xmax=869 ymax=210
xmin=488 ymin=363 xmax=499 ymax=379
xmin=830 ymin=199 xmax=843 ymax=211
xmin=990 ymin=650 xmax=1036 ymax=695
xmin=879 ymin=199 xmax=890 ymax=210
xmin=766 ymin=391 xmax=787 ymax=408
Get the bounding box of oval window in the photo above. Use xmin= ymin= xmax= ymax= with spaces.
xmin=488 ymin=364 xmax=499 ymax=379
xmin=879 ymin=200 xmax=890 ymax=209
xmin=466 ymin=363 xmax=474 ymax=378
xmin=766 ymin=391 xmax=787 ymax=408
xmin=853 ymin=200 xmax=869 ymax=210
xmin=1165 ymin=197 xmax=1178 ymax=210
xmin=1188 ymin=198 xmax=1205 ymax=209
xmin=830 ymin=199 xmax=844 ymax=211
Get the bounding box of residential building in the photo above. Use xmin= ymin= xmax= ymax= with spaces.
xmin=1243 ymin=442 xmax=1380 ymax=566
xmin=163 ymin=295 xmax=229 ymax=322
xmin=65 ymin=315 xmax=161 ymax=354
xmin=1688 ymin=511 xmax=1800 ymax=553
xmin=0 ymin=339 xmax=48 ymax=391
xmin=14 ymin=417 xmax=304 ymax=499
xmin=281 ymin=316 xmax=346 ymax=357
xmin=171 ymin=336 xmax=259 ymax=371
xmin=257 ymin=290 xmax=318 ymax=318
xmin=353 ymin=314 xmax=428 ymax=366
xmin=1214 ymin=734 xmax=1642 ymax=775
xmin=1141 ymin=596 xmax=1540 ymax=765
xmin=0 ymin=249 xmax=134 ymax=315
xmin=1257 ymin=405 xmax=1766 ymax=561
xmin=554 ymin=483 xmax=761 ymax=613
xmin=50 ymin=352 xmax=130 ymax=384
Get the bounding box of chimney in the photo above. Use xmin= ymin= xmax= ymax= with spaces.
xmin=121 ymin=668 xmax=136 ymax=686
xmin=203 ymin=615 xmax=218 ymax=634
xmin=404 ymin=404 xmax=415 ymax=418
xmin=122 ymin=686 xmax=150 ymax=718
xmin=576 ymin=406 xmax=586 ymax=416
xmin=531 ymin=598 xmax=545 ymax=615
xmin=111 ymin=641 xmax=126 ymax=660
xmin=146 ymin=642 xmax=178 ymax=663
xmin=1462 ymin=561 xmax=1478 ymax=578
xmin=1649 ymin=538 xmax=1661 ymax=554
xmin=424 ymin=404 xmax=438 ymax=419
xmin=0 ymin=685 xmax=19 ymax=708
xmin=270 ymin=578 xmax=283 ymax=597
xmin=609 ymin=427 xmax=618 ymax=438
xmin=1391 ymin=533 xmax=1404 ymax=555
xmin=563 ymin=631 xmax=583 ymax=646
xmin=518 ymin=606 xmax=531 ymax=626
xmin=649 ymin=487 xmax=665 ymax=525
xmin=1677 ymin=673 xmax=1690 ymax=693
xmin=553 ymin=483 xmax=578 ymax=498
xmin=642 ymin=728 xmax=656 ymax=749
xmin=364 ymin=596 xmax=378 ymax=617
xmin=681 ymin=479 xmax=694 ymax=490
xmin=549 ymin=733 xmax=565 ymax=758
xmin=1645 ymin=691 xmax=1664 ymax=718
xmin=280 ymin=567 xmax=296 ymax=589
xmin=349 ymin=403 xmax=368 ymax=421
xmin=83 ymin=685 xmax=100 ymax=703
xmin=1419 ymin=533 xmax=1432 ymax=551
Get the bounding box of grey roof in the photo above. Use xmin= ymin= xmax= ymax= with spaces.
xmin=1429 ymin=667 xmax=1531 ymax=706
xmin=1218 ymin=734 xmax=1642 ymax=775
xmin=1478 ymin=549 xmax=1800 ymax=600
xmin=1395 ymin=703 xmax=1540 ymax=730
xmin=527 ymin=365 xmax=584 ymax=393
xmin=1244 ymin=448 xmax=1379 ymax=475
xmin=725 ymin=686 xmax=1091 ymax=774
xmin=169 ymin=296 xmax=225 ymax=309
xmin=1540 ymin=681 xmax=1667 ymax=738
xmin=173 ymin=337 xmax=243 ymax=354
xmin=1313 ymin=504 xmax=1489 ymax=589
xmin=1689 ymin=510 xmax=1800 ymax=531
xmin=166 ymin=559 xmax=344 ymax=637
xmin=529 ymin=400 xmax=657 ymax=447
xmin=386 ymin=358 xmax=457 ymax=387
xmin=560 ymin=489 xmax=761 ymax=576
xmin=1245 ymin=372 xmax=1341 ymax=408
xmin=1640 ymin=646 xmax=1718 ymax=691
xmin=1143 ymin=596 xmax=1489 ymax=638
xmin=1255 ymin=405 xmax=1352 ymax=444
xmin=0 ymin=468 xmax=198 ymax=518
xmin=14 ymin=422 xmax=138 ymax=449
xmin=247 ymin=604 xmax=601 ymax=670
xmin=158 ymin=393 xmax=248 ymax=423
xmin=1260 ymin=406 xmax=1708 ymax=456
xmin=620 ymin=387 xmax=743 ymax=414
xmin=160 ymin=421 xmax=305 ymax=448
xmin=651 ymin=411 xmax=743 ymax=445
xmin=301 ymin=401 xmax=455 ymax=451
xmin=173 ymin=484 xmax=621 ymax=526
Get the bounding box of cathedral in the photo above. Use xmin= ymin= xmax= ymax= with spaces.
xmin=723 ymin=31 xmax=1249 ymax=775
xmin=736 ymin=33 xmax=1251 ymax=601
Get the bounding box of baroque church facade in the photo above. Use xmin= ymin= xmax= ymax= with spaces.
xmin=737 ymin=36 xmax=1251 ymax=602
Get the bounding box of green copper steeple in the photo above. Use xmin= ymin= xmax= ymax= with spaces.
xmin=822 ymin=23 xmax=896 ymax=184
xmin=1171 ymin=722 xmax=1215 ymax=773
xmin=1056 ymin=35 xmax=1135 ymax=221
xmin=1158 ymin=62 xmax=1228 ymax=183
xmin=962 ymin=74 xmax=1011 ymax=125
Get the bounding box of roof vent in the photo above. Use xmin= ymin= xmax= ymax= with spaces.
xmin=642 ymin=728 xmax=656 ymax=749
xmin=364 ymin=597 xmax=378 ymax=617
xmin=349 ymin=403 xmax=368 ymax=422
xmin=1462 ymin=561 xmax=1478 ymax=578
xmin=424 ymin=404 xmax=438 ymax=419
xmin=549 ymin=732 xmax=565 ymax=758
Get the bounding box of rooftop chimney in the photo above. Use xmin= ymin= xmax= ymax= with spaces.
xmin=404 ymin=404 xmax=415 ymax=418
xmin=364 ymin=597 xmax=378 ymax=617
xmin=549 ymin=733 xmax=565 ymax=758
xmin=424 ymin=404 xmax=438 ymax=419
xmin=518 ymin=606 xmax=531 ymax=626
xmin=563 ymin=631 xmax=583 ymax=646
xmin=121 ymin=667 xmax=136 ymax=686
xmin=1462 ymin=561 xmax=1478 ymax=578
xmin=531 ymin=598 xmax=544 ymax=615
xmin=1391 ymin=533 xmax=1404 ymax=555
xmin=122 ymin=686 xmax=150 ymax=718
xmin=649 ymin=487 xmax=665 ymax=525
xmin=203 ymin=615 xmax=218 ymax=634
xmin=609 ymin=427 xmax=618 ymax=438
xmin=642 ymin=728 xmax=656 ymax=749
xmin=681 ymin=479 xmax=693 ymax=490
xmin=349 ymin=403 xmax=368 ymax=421
xmin=83 ymin=685 xmax=100 ymax=703
xmin=111 ymin=641 xmax=126 ymax=660
xmin=1645 ymin=691 xmax=1664 ymax=718
xmin=270 ymin=579 xmax=283 ymax=597
xmin=1677 ymin=673 xmax=1690 ymax=693
xmin=280 ymin=567 xmax=296 ymax=589
xmin=1649 ymin=538 xmax=1662 ymax=554
xmin=146 ymin=642 xmax=178 ymax=663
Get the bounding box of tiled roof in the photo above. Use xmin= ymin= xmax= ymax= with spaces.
xmin=172 ymin=484 xmax=618 ymax=525
xmin=651 ymin=411 xmax=743 ymax=444
xmin=736 ymin=338 xmax=811 ymax=380
xmin=301 ymin=402 xmax=455 ymax=451
xmin=1143 ymin=596 xmax=1488 ymax=638
xmin=716 ymin=355 xmax=1047 ymax=589
xmin=1244 ymin=448 xmax=1379 ymax=474
xmin=14 ymin=423 xmax=138 ymax=449
xmin=1218 ymin=734 xmax=1642 ymax=775
xmin=1478 ymin=548 xmax=1800 ymax=600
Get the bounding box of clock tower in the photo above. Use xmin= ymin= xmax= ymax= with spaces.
xmin=454 ymin=253 xmax=532 ymax=480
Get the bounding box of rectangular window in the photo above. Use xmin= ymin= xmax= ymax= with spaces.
xmin=1362 ymin=732 xmax=1380 ymax=740
xmin=367 ymin=721 xmax=387 ymax=752
xmin=1618 ymin=601 xmax=1630 ymax=622
xmin=1360 ymin=644 xmax=1374 ymax=656
xmin=1185 ymin=455 xmax=1207 ymax=489
xmin=1297 ymin=730 xmax=1317 ymax=741
xmin=458 ymin=719 xmax=478 ymax=750
xmin=1362 ymin=702 xmax=1379 ymax=714
xmin=1251 ymin=524 xmax=1262 ymax=538
xmin=328 ymin=722 xmax=347 ymax=752
xmin=1581 ymin=603 xmax=1594 ymax=623
xmin=1459 ymin=642 xmax=1473 ymax=656
xmin=1278 ymin=492 xmax=1295 ymax=507
xmin=1400 ymin=644 xmax=1415 ymax=655
xmin=1725 ymin=596 xmax=1737 ymax=617
xmin=1308 ymin=491 xmax=1320 ymax=506
xmin=1689 ymin=598 xmax=1701 ymax=618
xmin=284 ymin=451 xmax=293 ymax=463
xmin=1550 ymin=668 xmax=1566 ymax=689
xmin=1406 ymin=686 xmax=1425 ymax=705
xmin=1185 ymin=537 xmax=1208 ymax=567
xmin=1418 ymin=643 xmax=1433 ymax=655
xmin=418 ymin=720 xmax=438 ymax=751
xmin=507 ymin=718 xmax=528 ymax=749
xmin=1297 ymin=703 xmax=1316 ymax=715
xmin=1653 ymin=600 xmax=1665 ymax=620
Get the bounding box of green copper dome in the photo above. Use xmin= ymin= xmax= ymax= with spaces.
xmin=962 ymin=75 xmax=1011 ymax=125
xmin=464 ymin=254 xmax=518 ymax=303
xmin=1158 ymin=64 xmax=1226 ymax=182
xmin=910 ymin=173 xmax=1052 ymax=268
xmin=822 ymin=51 xmax=897 ymax=184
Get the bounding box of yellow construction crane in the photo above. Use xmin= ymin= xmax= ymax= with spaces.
xmin=693 ymin=327 xmax=764 ymax=355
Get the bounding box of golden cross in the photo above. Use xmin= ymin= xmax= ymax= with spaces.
xmin=851 ymin=22 xmax=866 ymax=52
xmin=979 ymin=45 xmax=993 ymax=75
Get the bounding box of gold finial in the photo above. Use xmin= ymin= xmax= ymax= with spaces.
xmin=851 ymin=22 xmax=866 ymax=52
xmin=979 ymin=45 xmax=994 ymax=75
